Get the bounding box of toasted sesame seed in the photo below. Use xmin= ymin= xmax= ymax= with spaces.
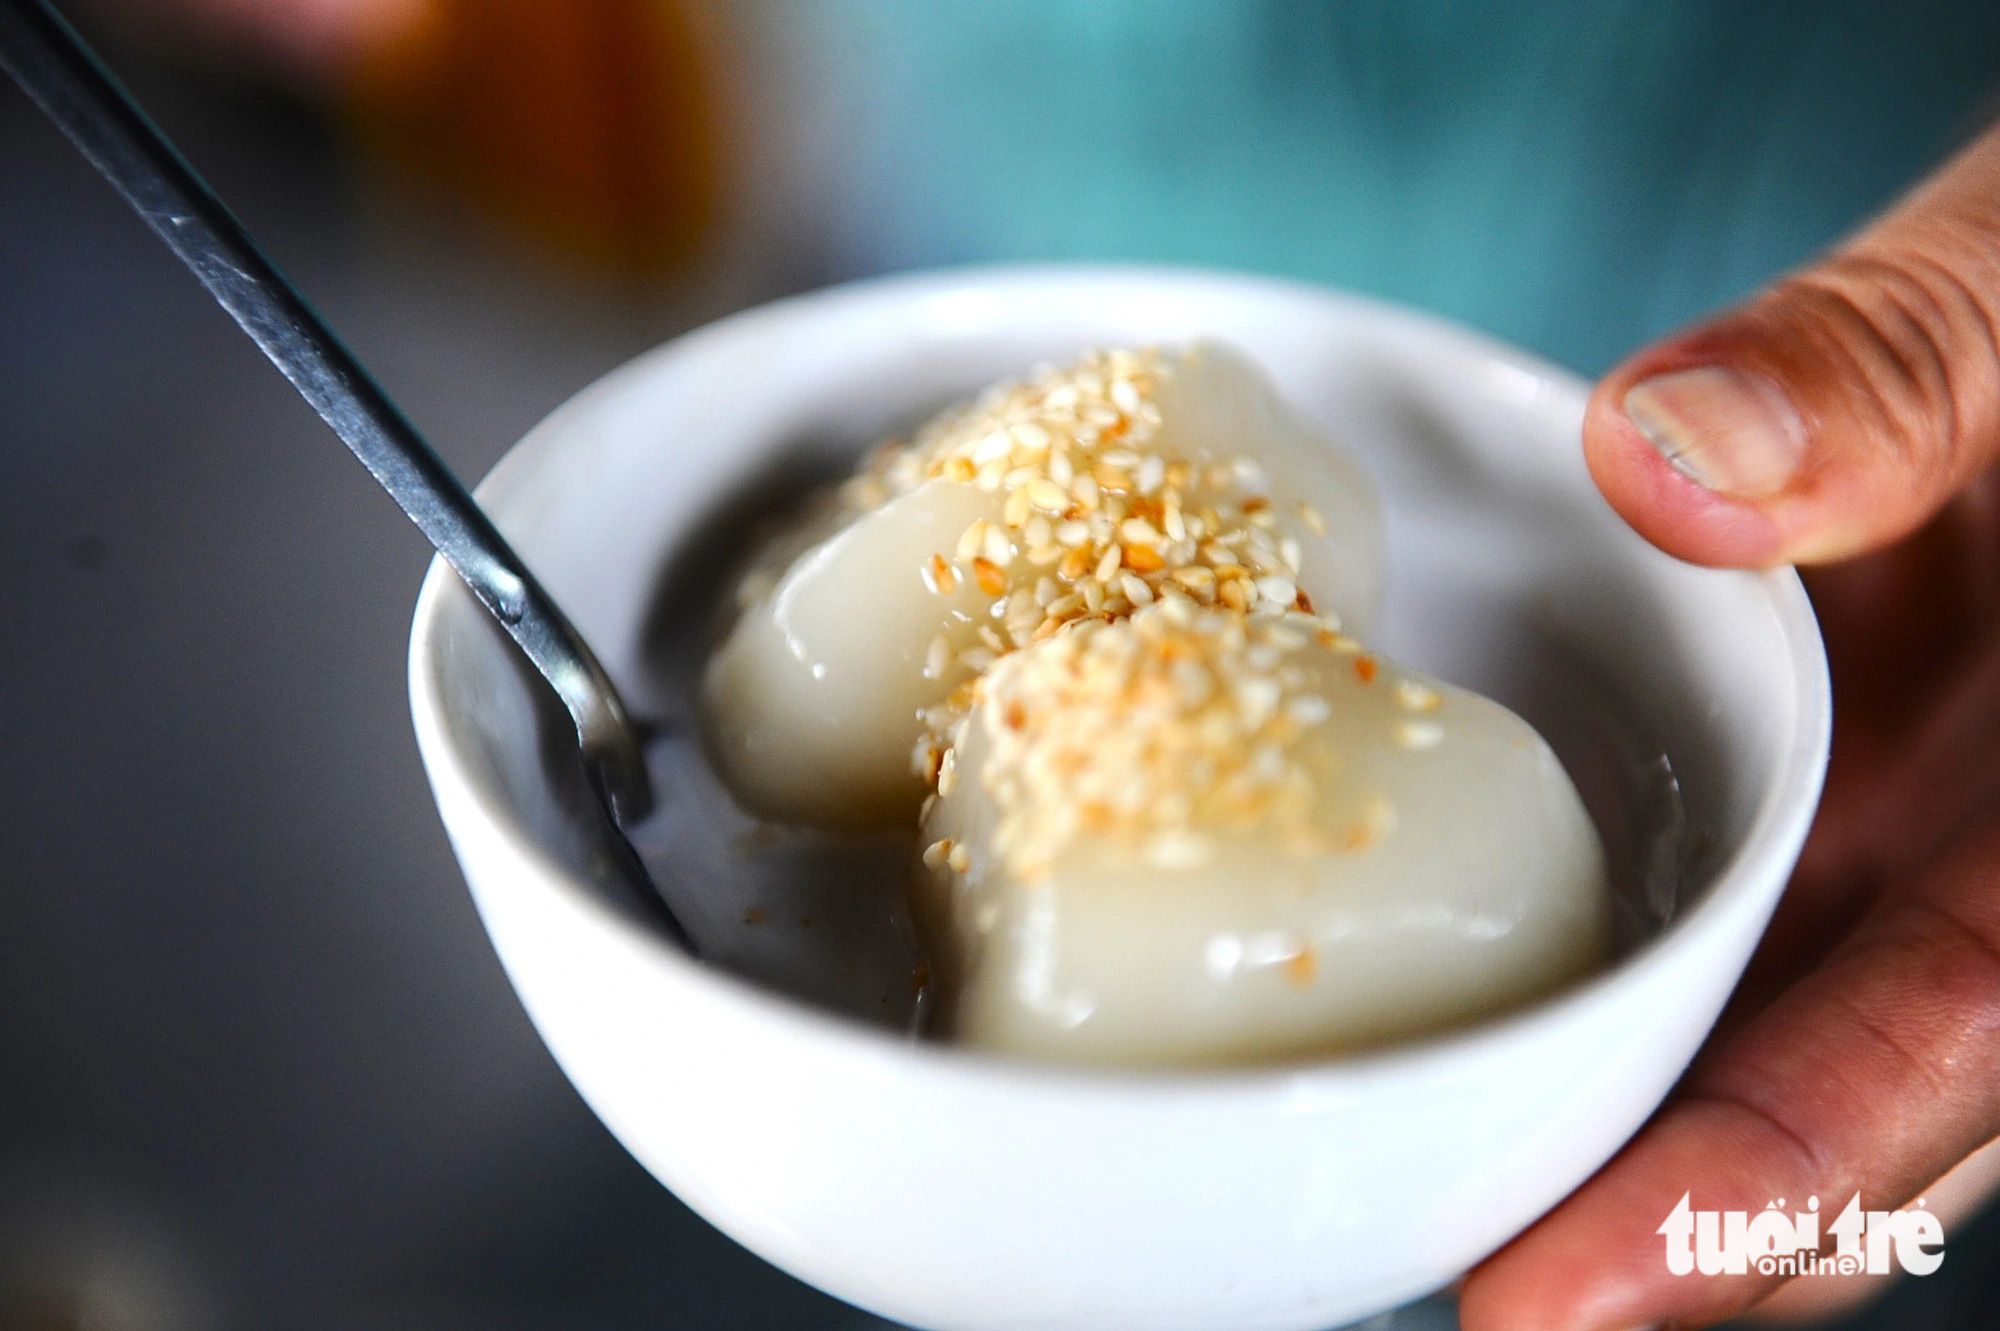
xmin=923 ymin=838 xmax=951 ymax=869
xmin=947 ymin=842 xmax=972 ymax=873
xmin=956 ymin=520 xmax=989 ymax=563
xmin=971 ymin=557 xmax=1008 ymax=596
xmin=973 ymin=430 xmax=1013 ymax=464
xmin=1395 ymin=720 xmax=1444 ymax=750
xmin=1286 ymin=694 xmax=1331 ymax=726
xmin=1236 ymin=676 xmax=1281 ymax=726
xmin=1026 ymin=478 xmax=1070 ymax=513
xmin=923 ymin=634 xmax=952 ymax=681
xmin=1124 ymin=543 xmax=1165 ymax=573
xmin=1011 ymin=421 xmax=1051 ymax=452
xmin=1255 ymin=575 xmax=1297 ymax=609
xmin=1354 ymin=654 xmax=1378 ymax=684
xmin=924 ymin=553 xmax=959 ymax=595
xmin=1090 ymin=461 xmax=1132 ymax=494
xmin=1120 ymin=516 xmax=1162 ymax=547
xmin=983 ymin=524 xmax=1013 ymax=567
xmin=1145 ymin=830 xmax=1214 ymax=870
xmin=1394 ymin=679 xmax=1442 ymax=713
xmin=1297 ymin=501 xmax=1327 ymax=535
xmin=1339 ymin=795 xmax=1398 ymax=852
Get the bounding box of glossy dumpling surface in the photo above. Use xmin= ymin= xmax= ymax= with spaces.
xmin=916 ymin=604 xmax=1613 ymax=1067
xmin=702 ymin=344 xmax=1383 ymax=830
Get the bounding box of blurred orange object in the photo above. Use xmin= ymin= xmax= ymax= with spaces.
xmin=349 ymin=0 xmax=729 ymax=277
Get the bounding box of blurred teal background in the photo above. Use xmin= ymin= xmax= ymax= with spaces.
xmin=800 ymin=0 xmax=2000 ymax=373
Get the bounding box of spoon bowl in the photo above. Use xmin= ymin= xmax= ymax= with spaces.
xmin=409 ymin=266 xmax=1829 ymax=1331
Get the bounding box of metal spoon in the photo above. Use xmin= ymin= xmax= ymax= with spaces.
xmin=0 ymin=0 xmax=692 ymax=948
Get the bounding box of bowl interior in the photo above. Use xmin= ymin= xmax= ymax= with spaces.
xmin=413 ymin=266 xmax=1824 ymax=1054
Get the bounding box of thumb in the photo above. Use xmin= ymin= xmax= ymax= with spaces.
xmin=1587 ymin=121 xmax=2000 ymax=567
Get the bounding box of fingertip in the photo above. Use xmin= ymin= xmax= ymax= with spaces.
xmin=1583 ymin=375 xmax=1787 ymax=568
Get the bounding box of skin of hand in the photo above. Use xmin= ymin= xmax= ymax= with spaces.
xmin=1460 ymin=121 xmax=2000 ymax=1330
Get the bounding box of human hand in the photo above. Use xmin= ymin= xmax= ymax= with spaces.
xmin=1460 ymin=122 xmax=2000 ymax=1329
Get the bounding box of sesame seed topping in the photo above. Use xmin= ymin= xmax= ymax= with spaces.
xmin=1340 ymin=795 xmax=1398 ymax=853
xmin=923 ymin=634 xmax=952 ymax=681
xmin=1394 ymin=679 xmax=1442 ymax=713
xmin=953 ymin=603 xmax=1347 ymax=881
xmin=1026 ymin=478 xmax=1070 ymax=512
xmin=972 ymin=557 xmax=1008 ymax=596
xmin=808 ymin=346 xmax=1373 ymax=856
xmin=924 ymin=553 xmax=959 ymax=596
xmin=1395 ymin=720 xmax=1444 ymax=750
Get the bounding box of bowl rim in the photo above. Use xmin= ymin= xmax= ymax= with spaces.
xmin=408 ymin=261 xmax=1832 ymax=1100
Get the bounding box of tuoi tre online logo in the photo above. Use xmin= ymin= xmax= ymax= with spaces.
xmin=1659 ymin=1193 xmax=1944 ymax=1277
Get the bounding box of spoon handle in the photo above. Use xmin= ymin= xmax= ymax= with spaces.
xmin=0 ymin=0 xmax=655 ymax=827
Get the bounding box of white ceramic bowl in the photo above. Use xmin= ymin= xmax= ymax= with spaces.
xmin=408 ymin=267 xmax=1829 ymax=1331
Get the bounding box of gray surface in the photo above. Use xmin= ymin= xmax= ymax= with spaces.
xmin=0 ymin=58 xmax=881 ymax=1330
xmin=0 ymin=51 xmax=1992 ymax=1331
